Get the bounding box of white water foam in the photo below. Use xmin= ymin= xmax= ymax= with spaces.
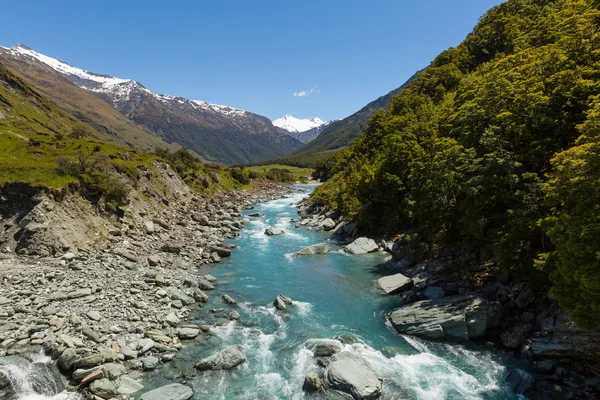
xmin=289 ymin=336 xmax=506 ymax=400
xmin=292 ymin=301 xmax=312 ymax=316
xmin=0 ymin=352 xmax=80 ymax=400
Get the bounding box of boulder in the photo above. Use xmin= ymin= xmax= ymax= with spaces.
xmin=139 ymin=383 xmax=193 ymax=400
xmin=164 ymin=312 xmax=180 ymax=327
xmin=211 ymin=247 xmax=232 ymax=257
xmin=324 ymin=352 xmax=382 ymax=399
xmin=303 ymin=370 xmax=323 ymax=392
xmin=388 ymin=295 xmax=501 ymax=342
xmin=265 ymin=227 xmax=285 ymax=236
xmin=57 ymin=348 xmax=78 ymax=371
xmin=273 ymin=294 xmax=292 ymax=310
xmin=90 ymin=378 xmax=117 ymax=399
xmin=198 ymin=279 xmax=215 ymax=290
xmin=221 ymin=293 xmax=238 ymax=305
xmin=165 ymin=287 xmax=196 ymax=306
xmin=117 ymin=376 xmax=144 ymax=395
xmin=195 ymin=345 xmax=246 ymax=371
xmin=178 ymin=328 xmax=200 ymax=340
xmin=314 ymin=343 xmax=342 ymax=357
xmin=295 ymin=243 xmax=331 ymax=256
xmin=319 ymin=218 xmax=336 ymax=231
xmin=344 ymin=238 xmax=379 ymax=255
xmin=377 ymin=274 xmax=413 ymax=295
xmin=140 ymin=356 xmax=159 ymax=371
xmin=248 ymin=212 xmax=266 ymax=217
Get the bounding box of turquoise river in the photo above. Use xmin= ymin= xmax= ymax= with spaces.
xmin=139 ymin=184 xmax=520 ymax=400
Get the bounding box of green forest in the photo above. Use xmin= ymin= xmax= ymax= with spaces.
xmin=311 ymin=0 xmax=600 ymax=329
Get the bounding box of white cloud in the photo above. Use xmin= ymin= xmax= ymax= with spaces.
xmin=294 ymin=85 xmax=319 ymax=97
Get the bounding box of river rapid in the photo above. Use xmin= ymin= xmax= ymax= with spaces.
xmin=139 ymin=184 xmax=519 ymax=400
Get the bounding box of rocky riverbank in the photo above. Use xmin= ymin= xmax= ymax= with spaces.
xmin=297 ymin=200 xmax=600 ymax=400
xmin=0 ymin=163 xmax=294 ymax=399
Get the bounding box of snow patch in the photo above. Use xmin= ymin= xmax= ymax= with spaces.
xmin=273 ymin=114 xmax=328 ymax=133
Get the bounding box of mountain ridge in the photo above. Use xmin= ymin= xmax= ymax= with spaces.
xmin=0 ymin=44 xmax=303 ymax=165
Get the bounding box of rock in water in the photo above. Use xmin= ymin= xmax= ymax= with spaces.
xmin=324 ymin=352 xmax=382 ymax=399
xmin=195 ymin=345 xmax=246 ymax=371
xmin=295 ymin=243 xmax=331 ymax=256
xmin=388 ymin=295 xmax=501 ymax=342
xmin=377 ymin=274 xmax=414 ymax=295
xmin=265 ymin=227 xmax=285 ymax=236
xmin=344 ymin=237 xmax=379 ymax=255
xmin=273 ymin=294 xmax=293 ymax=310
xmin=139 ymin=383 xmax=193 ymax=400
xmin=303 ymin=370 xmax=323 ymax=392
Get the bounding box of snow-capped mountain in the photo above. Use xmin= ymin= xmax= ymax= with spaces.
xmin=273 ymin=115 xmax=330 ymax=143
xmin=0 ymin=44 xmax=303 ymax=164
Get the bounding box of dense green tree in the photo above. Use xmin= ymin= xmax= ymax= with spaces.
xmin=312 ymin=0 xmax=600 ymax=327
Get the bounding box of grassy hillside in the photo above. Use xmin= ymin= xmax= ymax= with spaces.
xmin=312 ymin=0 xmax=600 ymax=328
xmin=0 ymin=54 xmax=173 ymax=152
xmin=0 ymin=61 xmax=274 ymax=201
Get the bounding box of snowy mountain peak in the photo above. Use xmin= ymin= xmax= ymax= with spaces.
xmin=0 ymin=44 xmax=251 ymax=119
xmin=273 ymin=115 xmax=327 ymax=133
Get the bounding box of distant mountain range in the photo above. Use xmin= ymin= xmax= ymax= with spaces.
xmin=0 ymin=44 xmax=303 ymax=165
xmin=272 ymin=115 xmax=331 ymax=144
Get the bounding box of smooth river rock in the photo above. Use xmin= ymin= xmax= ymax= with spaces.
xmin=265 ymin=227 xmax=285 ymax=236
xmin=295 ymin=243 xmax=331 ymax=256
xmin=195 ymin=344 xmax=246 ymax=371
xmin=324 ymin=351 xmax=382 ymax=399
xmin=344 ymin=238 xmax=379 ymax=255
xmin=377 ymin=273 xmax=413 ymax=295
xmin=139 ymin=383 xmax=193 ymax=400
xmin=388 ymin=295 xmax=501 ymax=342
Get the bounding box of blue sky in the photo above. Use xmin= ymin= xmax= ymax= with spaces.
xmin=2 ymin=0 xmax=503 ymax=121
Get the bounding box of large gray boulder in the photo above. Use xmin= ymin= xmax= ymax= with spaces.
xmin=389 ymin=295 xmax=501 ymax=342
xmin=139 ymin=383 xmax=193 ymax=400
xmin=319 ymin=218 xmax=336 ymax=231
xmin=377 ymin=274 xmax=413 ymax=295
xmin=344 ymin=238 xmax=379 ymax=255
xmin=265 ymin=227 xmax=285 ymax=236
xmin=195 ymin=345 xmax=246 ymax=371
xmin=324 ymin=352 xmax=382 ymax=399
xmin=296 ymin=243 xmax=331 ymax=256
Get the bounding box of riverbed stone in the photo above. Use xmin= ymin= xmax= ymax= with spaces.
xmin=344 ymin=237 xmax=379 ymax=255
xmin=295 ymin=243 xmax=331 ymax=256
xmin=377 ymin=274 xmax=413 ymax=295
xmin=265 ymin=227 xmax=285 ymax=236
xmin=303 ymin=370 xmax=323 ymax=392
xmin=140 ymin=355 xmax=160 ymax=371
xmin=57 ymin=348 xmax=78 ymax=371
xmin=325 ymin=351 xmax=382 ymax=399
xmin=117 ymin=375 xmax=144 ymax=395
xmin=221 ymin=293 xmax=238 ymax=305
xmin=389 ymin=295 xmax=501 ymax=342
xmin=139 ymin=383 xmax=193 ymax=400
xmin=90 ymin=378 xmax=117 ymax=399
xmin=195 ymin=344 xmax=246 ymax=371
xmin=102 ymin=362 xmax=126 ymax=379
xmin=178 ymin=328 xmax=200 ymax=340
xmin=164 ymin=312 xmax=180 ymax=327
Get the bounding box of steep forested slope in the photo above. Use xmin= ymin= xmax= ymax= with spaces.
xmin=312 ymin=0 xmax=600 ymax=328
